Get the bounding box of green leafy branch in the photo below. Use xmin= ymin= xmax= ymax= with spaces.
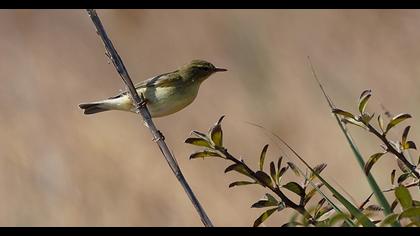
xmin=185 ymin=116 xmax=326 ymax=226
xmin=186 ymin=115 xmax=420 ymax=227
xmin=332 ymin=90 xmax=420 ymax=180
xmin=185 ymin=116 xmax=386 ymax=227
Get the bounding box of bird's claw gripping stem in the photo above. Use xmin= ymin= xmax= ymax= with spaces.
xmin=139 ymin=93 xmax=148 ymax=108
xmin=139 ymin=100 xmax=147 ymax=108
xmin=153 ymin=130 xmax=165 ymax=142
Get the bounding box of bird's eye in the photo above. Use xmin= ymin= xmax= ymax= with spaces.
xmin=202 ymin=67 xmax=210 ymax=71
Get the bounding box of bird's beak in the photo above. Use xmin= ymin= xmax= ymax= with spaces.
xmin=214 ymin=67 xmax=228 ymax=72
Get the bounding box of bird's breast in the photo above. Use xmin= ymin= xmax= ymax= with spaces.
xmin=140 ymin=83 xmax=200 ymax=117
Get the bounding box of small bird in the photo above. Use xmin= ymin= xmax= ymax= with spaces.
xmin=79 ymin=59 xmax=227 ymax=118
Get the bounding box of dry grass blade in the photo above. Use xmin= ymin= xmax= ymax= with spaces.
xmin=306 ymin=56 xmax=396 ymax=225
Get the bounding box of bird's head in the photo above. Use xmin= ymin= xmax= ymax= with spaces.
xmin=179 ymin=59 xmax=227 ymax=83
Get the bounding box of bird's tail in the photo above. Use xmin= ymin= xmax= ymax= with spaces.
xmin=79 ymin=101 xmax=109 ymax=115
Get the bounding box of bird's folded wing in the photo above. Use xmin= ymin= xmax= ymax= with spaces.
xmin=107 ymin=70 xmax=179 ymax=99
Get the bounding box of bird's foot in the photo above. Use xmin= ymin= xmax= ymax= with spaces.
xmin=152 ymin=130 xmax=165 ymax=142
xmin=140 ymin=99 xmax=148 ymax=108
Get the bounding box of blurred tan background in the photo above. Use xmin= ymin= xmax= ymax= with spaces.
xmin=0 ymin=9 xmax=419 ymax=226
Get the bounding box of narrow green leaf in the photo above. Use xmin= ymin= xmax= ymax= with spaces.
xmin=191 ymin=130 xmax=209 ymax=141
xmin=380 ymin=213 xmax=399 ymax=226
xmin=391 ymin=199 xmax=398 ymax=211
xmin=341 ymin=117 xmax=368 ymax=129
xmin=282 ymin=182 xmax=305 ymax=197
xmin=251 ymin=200 xmax=278 ymax=208
xmin=228 ymin=181 xmax=255 ymax=188
xmin=332 ymin=108 xmax=355 ymax=119
xmin=216 ymin=115 xmax=225 ymax=125
xmin=328 ymin=213 xmax=351 ymax=227
xmin=316 ymin=204 xmax=334 ymax=220
xmin=255 ymin=171 xmax=273 ymax=188
xmin=224 ymin=163 xmax=242 ymax=173
xmin=287 ymin=162 xmax=300 ymax=177
xmin=397 ymin=173 xmax=411 ymax=184
xmin=359 ymin=89 xmax=371 ymax=100
xmin=253 ymin=207 xmax=278 ymax=227
xmin=209 ymin=116 xmax=224 ymax=147
xmin=364 ymin=152 xmax=385 ymax=175
xmin=398 ymin=207 xmax=420 ymax=220
xmin=403 ymin=141 xmax=417 ymax=150
xmin=259 ymin=144 xmax=269 ymax=171
xmin=265 ymin=193 xmax=278 ymax=204
xmin=395 ymin=186 xmax=413 ymax=210
xmin=360 ymin=113 xmax=375 ymax=125
xmin=358 ymin=90 xmax=371 ymax=114
xmin=378 ymin=115 xmax=385 ymax=132
xmin=402 ymin=126 xmax=411 ymax=145
xmin=225 ymin=163 xmax=254 ymax=180
xmin=279 ymin=166 xmax=289 ymax=177
xmin=252 ymin=194 xmax=278 ymax=209
xmin=184 ymin=137 xmax=213 ymax=148
xmin=386 ymin=113 xmax=412 ymax=133
xmin=276 ymin=156 xmax=283 ymax=183
xmin=189 ymin=150 xmax=222 ymax=159
xmin=391 ymin=169 xmax=396 ymax=185
xmin=210 ymin=125 xmax=223 ymax=147
xmin=269 ymin=161 xmax=276 ymax=184
xmin=277 ymin=156 xmax=283 ymax=170
xmin=314 ymin=198 xmax=326 ymax=218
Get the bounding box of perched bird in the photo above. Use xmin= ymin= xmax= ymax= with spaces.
xmin=79 ymin=59 xmax=227 ymax=118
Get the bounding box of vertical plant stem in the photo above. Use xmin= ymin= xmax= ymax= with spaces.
xmin=85 ymin=9 xmax=213 ymax=227
xmin=306 ymin=57 xmax=400 ymax=226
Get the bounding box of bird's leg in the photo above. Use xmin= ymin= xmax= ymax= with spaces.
xmin=153 ymin=130 xmax=165 ymax=142
xmin=136 ymin=93 xmax=164 ymax=142
xmin=140 ymin=99 xmax=148 ymax=108
xmin=139 ymin=93 xmax=148 ymax=108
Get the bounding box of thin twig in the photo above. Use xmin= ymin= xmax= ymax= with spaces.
xmin=358 ymin=193 xmax=374 ymax=210
xmin=244 ymin=121 xmax=357 ymax=227
xmin=366 ymin=123 xmax=420 ymax=179
xmin=85 ymin=9 xmax=213 ymax=227
xmin=307 ymin=56 xmax=335 ymax=109
xmin=214 ymin=146 xmax=317 ymax=225
xmin=382 ymin=180 xmax=420 ymax=193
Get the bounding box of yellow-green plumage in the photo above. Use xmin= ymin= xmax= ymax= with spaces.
xmin=79 ymin=60 xmax=227 ymax=118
